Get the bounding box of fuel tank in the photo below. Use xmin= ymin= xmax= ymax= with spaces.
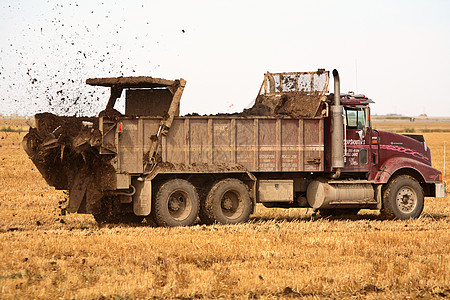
xmin=307 ymin=180 xmax=376 ymax=209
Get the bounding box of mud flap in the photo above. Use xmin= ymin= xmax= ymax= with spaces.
xmin=133 ymin=179 xmax=151 ymax=216
xmin=375 ymin=184 xmax=383 ymax=210
xmin=68 ymin=172 xmax=89 ymax=213
xmin=67 ymin=172 xmax=90 ymax=213
xmin=68 ymin=169 xmax=105 ymax=214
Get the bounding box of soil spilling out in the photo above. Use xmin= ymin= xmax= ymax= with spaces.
xmin=238 ymin=91 xmax=324 ymax=118
xmin=23 ymin=113 xmax=115 ymax=215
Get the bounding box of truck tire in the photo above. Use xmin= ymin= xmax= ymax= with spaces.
xmin=197 ymin=183 xmax=215 ymax=225
xmin=319 ymin=208 xmax=360 ymax=218
xmin=153 ymin=179 xmax=199 ymax=227
xmin=381 ymin=175 xmax=424 ymax=220
xmin=199 ymin=201 xmax=215 ymax=225
xmin=205 ymin=178 xmax=252 ymax=224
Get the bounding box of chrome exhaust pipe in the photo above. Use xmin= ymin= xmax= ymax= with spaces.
xmin=331 ymin=69 xmax=344 ymax=172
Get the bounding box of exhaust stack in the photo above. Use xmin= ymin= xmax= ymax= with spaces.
xmin=331 ymin=69 xmax=344 ymax=170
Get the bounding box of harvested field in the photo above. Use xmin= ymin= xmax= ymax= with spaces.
xmin=0 ymin=119 xmax=449 ymax=299
xmin=0 ymin=116 xmax=33 ymax=132
xmin=372 ymin=117 xmax=450 ymax=133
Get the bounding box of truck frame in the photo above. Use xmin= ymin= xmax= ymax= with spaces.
xmin=23 ymin=70 xmax=446 ymax=226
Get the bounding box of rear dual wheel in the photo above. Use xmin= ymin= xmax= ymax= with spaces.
xmin=149 ymin=178 xmax=253 ymax=226
xmin=153 ymin=179 xmax=200 ymax=227
xmin=204 ymin=178 xmax=252 ymax=225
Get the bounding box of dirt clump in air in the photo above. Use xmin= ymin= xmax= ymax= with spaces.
xmin=33 ymin=112 xmax=98 ymax=143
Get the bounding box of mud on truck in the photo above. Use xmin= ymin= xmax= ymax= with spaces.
xmin=23 ymin=69 xmax=446 ymax=226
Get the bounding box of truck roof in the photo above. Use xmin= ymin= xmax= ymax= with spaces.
xmin=340 ymin=93 xmax=374 ymax=106
xmin=86 ymin=76 xmax=178 ymax=88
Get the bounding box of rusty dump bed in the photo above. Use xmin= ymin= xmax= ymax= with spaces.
xmin=102 ymin=116 xmax=324 ymax=174
xmin=23 ymin=71 xmax=329 ymax=214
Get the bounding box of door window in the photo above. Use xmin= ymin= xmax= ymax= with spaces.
xmin=345 ymin=108 xmax=365 ymax=130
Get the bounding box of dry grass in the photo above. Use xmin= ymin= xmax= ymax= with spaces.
xmin=0 ymin=119 xmax=449 ymax=299
xmin=0 ymin=116 xmax=33 ymax=132
xmin=372 ymin=118 xmax=450 ymax=133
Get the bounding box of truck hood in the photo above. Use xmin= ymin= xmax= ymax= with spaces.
xmin=377 ymin=130 xmax=431 ymax=166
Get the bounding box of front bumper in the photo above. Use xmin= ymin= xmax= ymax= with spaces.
xmin=435 ymin=182 xmax=446 ymax=198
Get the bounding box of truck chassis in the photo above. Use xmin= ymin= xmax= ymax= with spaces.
xmin=23 ymin=70 xmax=446 ymax=226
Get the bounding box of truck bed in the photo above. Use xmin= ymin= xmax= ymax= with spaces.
xmin=102 ymin=116 xmax=325 ymax=174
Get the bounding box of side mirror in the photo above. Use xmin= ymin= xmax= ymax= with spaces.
xmin=364 ymin=107 xmax=371 ymax=133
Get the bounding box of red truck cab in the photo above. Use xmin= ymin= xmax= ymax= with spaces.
xmin=338 ymin=93 xmax=445 ymax=218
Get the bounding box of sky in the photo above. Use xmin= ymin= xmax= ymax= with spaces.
xmin=1 ymin=0 xmax=449 ymax=117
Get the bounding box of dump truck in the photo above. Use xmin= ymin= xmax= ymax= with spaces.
xmin=23 ymin=69 xmax=446 ymax=226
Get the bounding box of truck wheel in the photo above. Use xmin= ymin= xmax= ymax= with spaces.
xmin=153 ymin=179 xmax=199 ymax=227
xmin=319 ymin=208 xmax=360 ymax=218
xmin=199 ymin=201 xmax=215 ymax=225
xmin=205 ymin=178 xmax=252 ymax=224
xmin=197 ymin=184 xmax=215 ymax=225
xmin=382 ymin=175 xmax=424 ymax=220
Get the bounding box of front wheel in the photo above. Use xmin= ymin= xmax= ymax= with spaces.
xmin=382 ymin=175 xmax=424 ymax=220
xmin=205 ymin=178 xmax=252 ymax=224
xmin=153 ymin=179 xmax=200 ymax=227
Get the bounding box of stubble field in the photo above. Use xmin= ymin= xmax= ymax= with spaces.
xmin=0 ymin=118 xmax=449 ymax=299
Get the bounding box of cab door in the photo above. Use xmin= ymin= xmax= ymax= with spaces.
xmin=343 ymin=107 xmax=371 ymax=172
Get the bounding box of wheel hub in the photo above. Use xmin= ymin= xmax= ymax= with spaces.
xmin=222 ymin=197 xmax=233 ymax=210
xmin=169 ymin=196 xmax=183 ymax=211
xmin=396 ymin=187 xmax=417 ymax=213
